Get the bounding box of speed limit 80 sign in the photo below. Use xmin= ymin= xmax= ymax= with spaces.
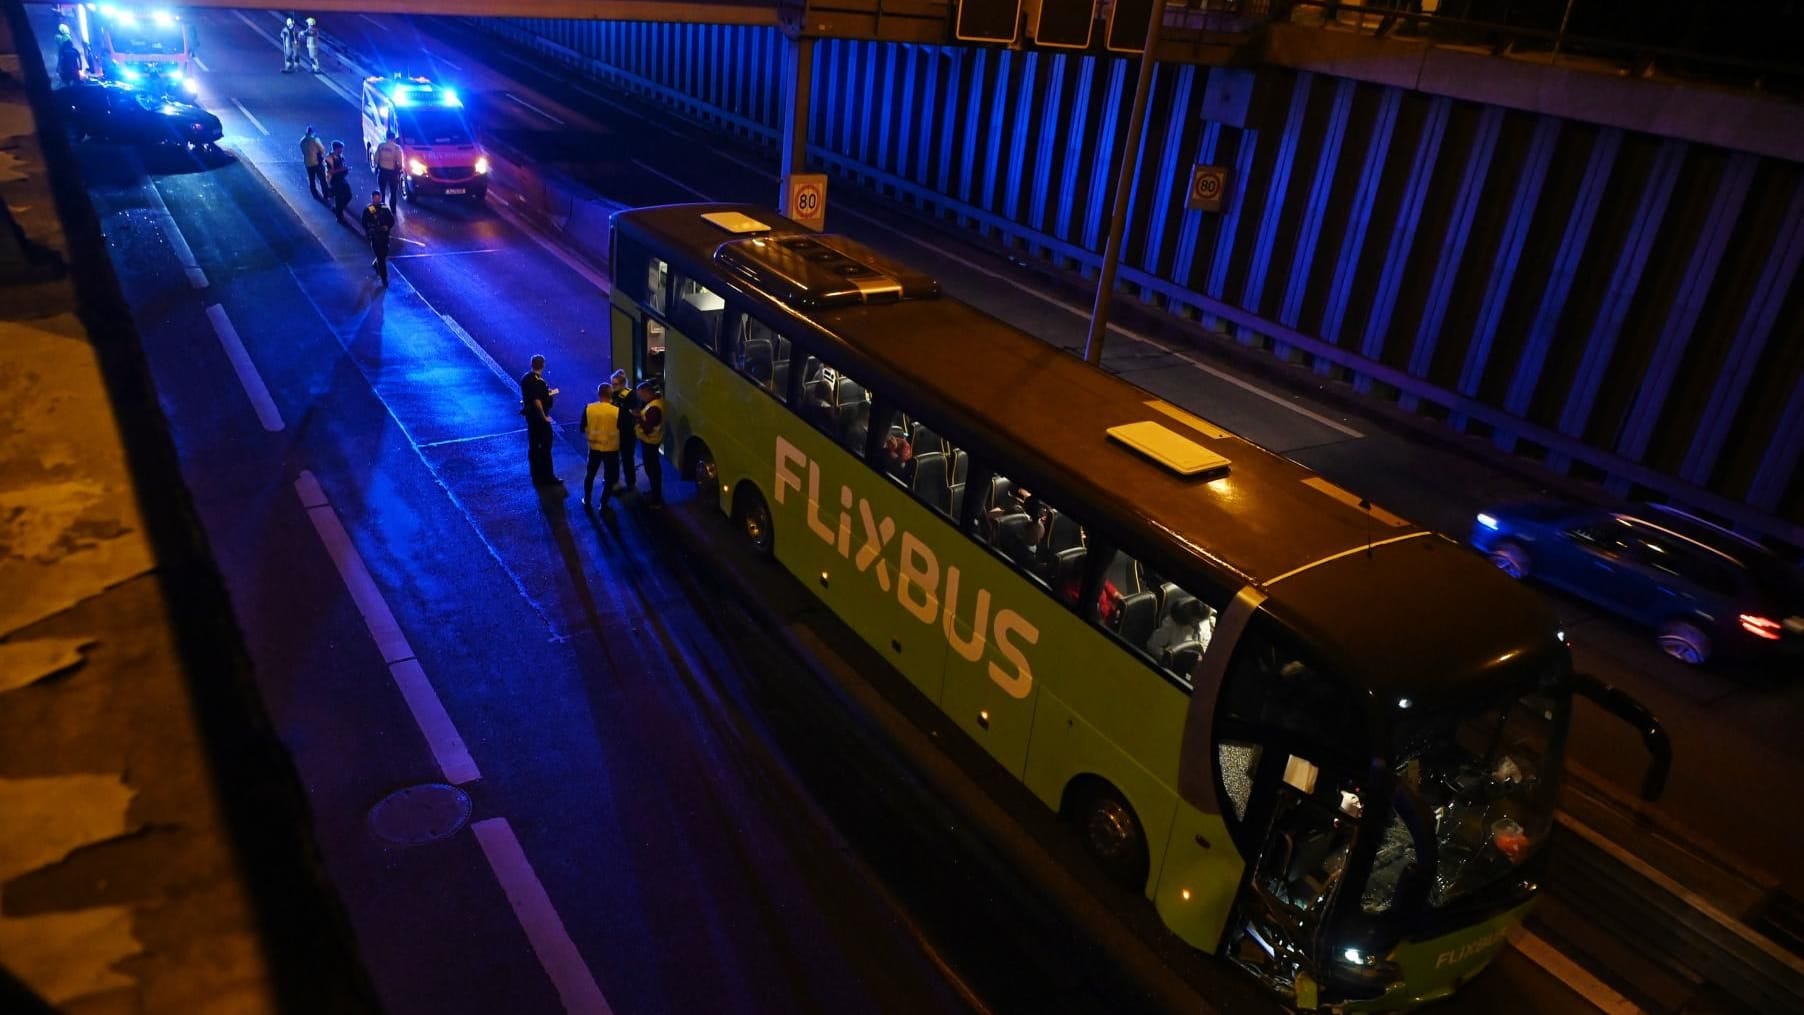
xmin=1187 ymin=165 xmax=1228 ymax=213
xmin=786 ymin=173 xmax=828 ymax=231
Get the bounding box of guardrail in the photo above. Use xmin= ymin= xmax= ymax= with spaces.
xmin=1286 ymin=0 xmax=1804 ymax=95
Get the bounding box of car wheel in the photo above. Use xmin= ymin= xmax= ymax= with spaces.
xmin=1067 ymin=782 xmax=1149 ymax=893
xmin=1657 ymin=619 xmax=1711 ymax=666
xmin=1487 ymin=541 xmax=1531 ymax=580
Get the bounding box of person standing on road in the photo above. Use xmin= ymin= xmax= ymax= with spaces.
xmin=632 ymin=379 xmax=665 ymax=506
xmin=303 ymin=17 xmax=321 ymax=74
xmin=520 ymin=355 xmax=560 ymax=487
xmin=325 ymin=140 xmax=353 ymax=223
xmin=608 ymin=369 xmax=637 ymax=493
xmin=373 ymin=130 xmax=404 ymax=210
xmin=300 ymin=126 xmax=326 ymax=201
xmin=578 ymin=383 xmax=622 ymax=514
xmin=279 ymin=18 xmax=298 ymax=73
xmin=55 ymin=24 xmax=84 ymax=86
xmin=361 ymin=191 xmax=395 ymax=287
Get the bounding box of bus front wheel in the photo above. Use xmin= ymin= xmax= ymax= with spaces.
xmin=1068 ymin=781 xmax=1149 ymax=894
xmin=733 ymin=485 xmax=773 ymax=556
xmin=688 ymin=441 xmax=718 ymax=491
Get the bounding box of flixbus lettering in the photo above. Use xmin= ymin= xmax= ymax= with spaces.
xmin=1433 ymin=926 xmax=1510 ymax=969
xmin=774 ymin=436 xmax=1039 ymax=698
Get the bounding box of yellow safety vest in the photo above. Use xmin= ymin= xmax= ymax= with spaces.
xmin=635 ymin=396 xmax=665 ymax=445
xmin=583 ymin=402 xmax=620 ymax=451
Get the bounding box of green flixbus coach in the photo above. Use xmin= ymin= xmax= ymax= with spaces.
xmin=607 ymin=204 xmax=1669 ymax=1011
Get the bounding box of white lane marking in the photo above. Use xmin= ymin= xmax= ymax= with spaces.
xmin=359 ymin=14 xmax=384 ymax=28
xmin=192 ymin=55 xmax=209 ymax=72
xmin=393 ymin=235 xmax=428 ymax=248
xmin=230 ymin=97 xmax=269 ymax=136
xmin=235 ymin=10 xmax=360 ymax=105
xmin=131 ymin=153 xmax=207 ymax=288
xmin=437 ymin=309 xmax=518 ymax=390
xmin=1512 ymin=931 xmax=1644 ymax=1015
xmin=294 ymin=470 xmax=482 ymax=786
xmin=471 ymin=818 xmax=614 ymax=1015
xmin=432 ymin=52 xmax=464 ymax=72
xmin=631 ymin=158 xmax=707 ymax=201
xmin=206 ymin=305 xmax=283 ymax=431
xmin=487 ymin=186 xmax=613 ymax=294
xmin=504 ymin=91 xmax=567 ymax=126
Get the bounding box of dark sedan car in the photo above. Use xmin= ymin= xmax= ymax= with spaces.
xmin=1471 ymin=501 xmax=1804 ymax=667
xmin=61 ymin=80 xmax=222 ymax=148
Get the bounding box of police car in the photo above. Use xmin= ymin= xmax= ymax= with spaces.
xmin=360 ymin=74 xmax=489 ymax=201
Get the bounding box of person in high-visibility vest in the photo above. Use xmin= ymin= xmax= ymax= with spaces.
xmin=299 ymin=126 xmax=326 ymax=201
xmin=578 ymin=382 xmax=622 ymax=513
xmin=632 ymin=379 xmax=665 ymax=506
xmin=303 ymin=17 xmax=321 ymax=74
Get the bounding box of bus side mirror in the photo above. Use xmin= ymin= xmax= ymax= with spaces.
xmin=1569 ymin=672 xmax=1671 ymax=802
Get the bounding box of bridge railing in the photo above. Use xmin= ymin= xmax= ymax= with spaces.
xmin=1286 ymin=0 xmax=1804 ymax=97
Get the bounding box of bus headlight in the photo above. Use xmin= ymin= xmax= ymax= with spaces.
xmin=408 ymin=158 xmax=427 ymax=177
xmin=474 ymin=156 xmax=489 ymax=175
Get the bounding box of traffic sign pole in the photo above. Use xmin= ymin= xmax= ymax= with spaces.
xmin=1083 ymin=1 xmax=1167 ymax=365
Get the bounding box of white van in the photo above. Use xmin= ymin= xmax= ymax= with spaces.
xmin=360 ymin=74 xmax=488 ymax=201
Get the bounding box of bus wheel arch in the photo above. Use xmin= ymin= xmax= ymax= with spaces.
xmin=685 ymin=437 xmax=718 ymax=489
xmin=732 ymin=481 xmax=773 ymax=556
xmin=1061 ymin=774 xmax=1150 ymax=894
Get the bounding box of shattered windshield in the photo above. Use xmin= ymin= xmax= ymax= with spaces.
xmin=1363 ymin=688 xmax=1568 ymax=912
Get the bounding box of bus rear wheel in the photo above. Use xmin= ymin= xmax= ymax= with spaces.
xmin=733 ymin=485 xmax=773 ymax=556
xmin=1069 ymin=782 xmax=1149 ymax=893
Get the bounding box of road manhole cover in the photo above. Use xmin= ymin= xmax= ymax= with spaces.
xmin=368 ymin=783 xmax=472 ymax=846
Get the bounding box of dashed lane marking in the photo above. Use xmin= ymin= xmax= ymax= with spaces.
xmin=294 ymin=470 xmax=482 ymax=786
xmin=230 ymin=97 xmax=269 ymax=136
xmin=1512 ymin=931 xmax=1644 ymax=1015
xmin=206 ymin=305 xmax=283 ymax=431
xmin=472 ymin=818 xmax=614 ymax=1014
xmin=504 ymin=92 xmax=567 ymax=126
xmin=632 ymin=158 xmax=707 ymax=201
xmin=129 ymin=150 xmax=207 ymax=288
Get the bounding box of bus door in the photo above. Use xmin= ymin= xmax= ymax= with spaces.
xmin=612 ymin=255 xmax=670 ymax=382
xmin=1207 ymin=611 xmax=1375 ymax=1005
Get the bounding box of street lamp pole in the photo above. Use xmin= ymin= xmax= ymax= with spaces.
xmin=1082 ymin=0 xmax=1167 ymax=365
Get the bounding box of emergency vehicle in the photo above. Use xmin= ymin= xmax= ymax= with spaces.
xmin=79 ymin=4 xmax=198 ymax=96
xmin=360 ymin=74 xmax=489 ymax=202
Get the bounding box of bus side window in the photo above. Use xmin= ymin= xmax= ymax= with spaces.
xmin=974 ymin=473 xmax=1087 ymax=605
xmin=730 ymin=314 xmax=790 ymax=401
xmin=668 ymin=274 xmax=723 ymax=353
xmin=879 ymin=408 xmax=966 ymax=520
xmin=1220 ymin=619 xmax=1364 ymax=757
xmin=798 ymin=354 xmax=870 ymax=455
xmin=646 ymin=257 xmax=670 ymax=315
xmin=1089 ymin=552 xmax=1225 ymax=686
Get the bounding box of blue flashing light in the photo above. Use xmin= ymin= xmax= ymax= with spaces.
xmin=391 ymin=89 xmax=412 ymax=106
xmin=441 ymin=88 xmax=460 ymax=107
xmin=152 ymin=10 xmax=176 ymax=27
xmin=118 ymin=65 xmax=141 ymax=81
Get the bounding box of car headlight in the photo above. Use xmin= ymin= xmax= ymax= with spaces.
xmin=1476 ymin=512 xmax=1499 ymax=531
xmin=408 ymin=158 xmax=427 ymax=176
xmin=181 ymin=77 xmax=199 ymax=94
xmin=474 ymin=155 xmax=489 ymax=175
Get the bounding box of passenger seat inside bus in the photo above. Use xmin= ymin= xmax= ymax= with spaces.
xmin=911 ymin=452 xmax=950 ymax=514
xmin=672 ymin=289 xmax=724 ymax=349
xmin=1117 ymin=592 xmax=1159 ymax=647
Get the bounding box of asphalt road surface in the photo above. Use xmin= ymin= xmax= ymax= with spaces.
xmin=35 ymin=5 xmax=1804 ymax=1013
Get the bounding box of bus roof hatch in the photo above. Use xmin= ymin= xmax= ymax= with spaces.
xmin=714 ymin=234 xmax=940 ymax=309
xmin=1106 ymin=420 xmax=1231 ymax=477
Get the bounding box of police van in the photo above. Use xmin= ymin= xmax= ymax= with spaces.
xmin=360 ymin=74 xmax=489 ymax=202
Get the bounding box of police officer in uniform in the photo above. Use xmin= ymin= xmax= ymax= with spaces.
xmin=632 ymin=379 xmax=665 ymax=506
xmin=521 ymin=355 xmax=560 ymax=486
xmin=325 ymin=140 xmax=353 ymax=223
xmin=578 ymin=382 xmax=622 ymax=513
xmin=361 ymin=191 xmax=395 ymax=286
xmin=608 ymin=370 xmax=637 ymax=492
xmin=373 ymin=130 xmax=404 ymax=210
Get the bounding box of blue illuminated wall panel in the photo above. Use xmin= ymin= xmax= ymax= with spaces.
xmin=476 ymin=18 xmax=1804 ymax=546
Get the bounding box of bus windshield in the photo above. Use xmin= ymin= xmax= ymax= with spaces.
xmin=398 ymin=109 xmax=471 ymax=145
xmin=1364 ymin=687 xmax=1568 ymax=913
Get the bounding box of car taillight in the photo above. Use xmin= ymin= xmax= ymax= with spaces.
xmin=1739 ymin=614 xmax=1782 ymax=640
